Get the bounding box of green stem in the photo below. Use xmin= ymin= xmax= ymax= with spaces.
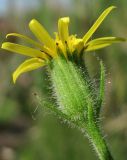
xmin=49 ymin=56 xmax=113 ymax=160
xmin=86 ymin=123 xmax=114 ymax=160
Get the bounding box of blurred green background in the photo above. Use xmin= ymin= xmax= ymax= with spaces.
xmin=0 ymin=0 xmax=127 ymax=159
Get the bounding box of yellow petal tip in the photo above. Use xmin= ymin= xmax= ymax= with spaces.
xmin=106 ymin=6 xmax=117 ymax=12
xmin=12 ymin=74 xmax=16 ymax=84
xmin=6 ymin=33 xmax=14 ymax=39
xmin=6 ymin=34 xmax=9 ymax=39
xmin=109 ymin=6 xmax=116 ymax=8
xmin=29 ymin=19 xmax=37 ymax=27
xmin=1 ymin=42 xmax=7 ymax=49
xmin=59 ymin=17 xmax=70 ymax=23
xmin=13 ymin=79 xmax=16 ymax=84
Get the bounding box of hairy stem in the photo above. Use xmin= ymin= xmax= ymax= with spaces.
xmin=86 ymin=123 xmax=114 ymax=160
xmin=49 ymin=56 xmax=113 ymax=160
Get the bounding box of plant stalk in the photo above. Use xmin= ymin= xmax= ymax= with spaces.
xmin=86 ymin=122 xmax=114 ymax=160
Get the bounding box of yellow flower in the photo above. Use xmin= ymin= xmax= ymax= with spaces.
xmin=1 ymin=6 xmax=125 ymax=83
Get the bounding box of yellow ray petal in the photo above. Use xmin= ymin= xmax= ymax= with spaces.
xmin=2 ymin=42 xmax=48 ymax=60
xmin=58 ymin=17 xmax=70 ymax=43
xmin=86 ymin=37 xmax=126 ymax=45
xmin=29 ymin=19 xmax=55 ymax=51
xmin=6 ymin=33 xmax=55 ymax=57
xmin=6 ymin=33 xmax=43 ymax=49
xmin=83 ymin=6 xmax=116 ymax=44
xmin=13 ymin=58 xmax=45 ymax=83
xmin=85 ymin=43 xmax=111 ymax=52
xmin=54 ymin=32 xmax=59 ymax=41
xmin=73 ymin=39 xmax=84 ymax=53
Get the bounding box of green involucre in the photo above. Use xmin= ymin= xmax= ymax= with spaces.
xmin=49 ymin=56 xmax=96 ymax=121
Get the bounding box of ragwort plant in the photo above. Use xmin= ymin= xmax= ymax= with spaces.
xmin=1 ymin=6 xmax=126 ymax=160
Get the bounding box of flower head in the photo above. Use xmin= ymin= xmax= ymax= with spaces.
xmin=1 ymin=6 xmax=126 ymax=159
xmin=1 ymin=6 xmax=125 ymax=83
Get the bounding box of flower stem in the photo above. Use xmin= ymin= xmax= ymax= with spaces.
xmin=49 ymin=55 xmax=114 ymax=160
xmin=86 ymin=122 xmax=114 ymax=160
